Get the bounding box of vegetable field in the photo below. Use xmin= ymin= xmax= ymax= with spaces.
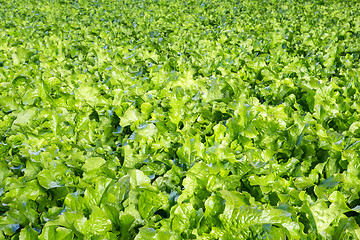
xmin=1 ymin=0 xmax=360 ymax=239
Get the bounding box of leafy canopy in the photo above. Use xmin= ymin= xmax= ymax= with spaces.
xmin=1 ymin=0 xmax=360 ymax=239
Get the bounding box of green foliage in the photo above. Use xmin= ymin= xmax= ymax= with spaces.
xmin=1 ymin=0 xmax=360 ymax=239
